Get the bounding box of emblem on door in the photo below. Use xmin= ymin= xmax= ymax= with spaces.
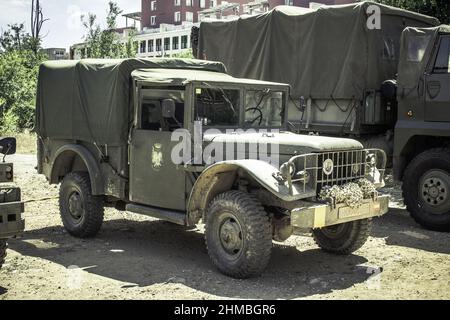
xmin=151 ymin=143 xmax=164 ymax=171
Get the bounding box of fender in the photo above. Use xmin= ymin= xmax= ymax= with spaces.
xmin=50 ymin=144 xmax=104 ymax=195
xmin=186 ymin=159 xmax=307 ymax=226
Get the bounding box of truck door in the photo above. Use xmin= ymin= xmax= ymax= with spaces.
xmin=129 ymin=87 xmax=187 ymax=211
xmin=425 ymin=35 xmax=450 ymax=122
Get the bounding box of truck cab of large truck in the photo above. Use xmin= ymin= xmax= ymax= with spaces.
xmin=394 ymin=25 xmax=450 ymax=231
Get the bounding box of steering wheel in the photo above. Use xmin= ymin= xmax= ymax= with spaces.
xmin=245 ymin=107 xmax=263 ymax=126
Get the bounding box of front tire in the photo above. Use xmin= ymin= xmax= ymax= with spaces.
xmin=59 ymin=172 xmax=104 ymax=238
xmin=205 ymin=191 xmax=272 ymax=279
xmin=312 ymin=219 xmax=372 ymax=255
xmin=403 ymin=148 xmax=450 ymax=231
xmin=0 ymin=240 xmax=7 ymax=269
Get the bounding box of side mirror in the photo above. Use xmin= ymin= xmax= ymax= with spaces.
xmin=161 ymin=99 xmax=176 ymax=119
xmin=0 ymin=137 xmax=16 ymax=155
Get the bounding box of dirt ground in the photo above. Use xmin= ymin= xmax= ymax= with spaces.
xmin=0 ymin=153 xmax=449 ymax=300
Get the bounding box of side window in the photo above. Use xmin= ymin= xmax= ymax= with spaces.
xmin=141 ymin=101 xmax=162 ymax=131
xmin=406 ymin=35 xmax=431 ymax=62
xmin=433 ymin=35 xmax=450 ymax=74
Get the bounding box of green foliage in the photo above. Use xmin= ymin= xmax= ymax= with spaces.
xmin=373 ymin=0 xmax=450 ymax=24
xmin=172 ymin=49 xmax=194 ymax=59
xmin=79 ymin=1 xmax=138 ymax=59
xmin=0 ymin=24 xmax=46 ymax=132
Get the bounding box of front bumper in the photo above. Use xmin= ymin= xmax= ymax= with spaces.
xmin=290 ymin=195 xmax=389 ymax=229
xmin=0 ymin=187 xmax=25 ymax=239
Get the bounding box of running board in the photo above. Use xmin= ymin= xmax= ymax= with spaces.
xmin=125 ymin=203 xmax=187 ymax=226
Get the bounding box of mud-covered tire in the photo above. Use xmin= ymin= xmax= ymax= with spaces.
xmin=0 ymin=240 xmax=7 ymax=269
xmin=312 ymin=219 xmax=372 ymax=255
xmin=403 ymin=148 xmax=450 ymax=231
xmin=59 ymin=172 xmax=104 ymax=238
xmin=205 ymin=191 xmax=272 ymax=279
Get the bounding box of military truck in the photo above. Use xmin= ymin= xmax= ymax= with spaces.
xmin=0 ymin=137 xmax=25 ymax=268
xmin=193 ymin=2 xmax=450 ymax=231
xmin=36 ymin=58 xmax=388 ymax=278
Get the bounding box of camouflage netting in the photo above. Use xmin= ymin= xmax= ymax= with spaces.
xmin=319 ymin=178 xmax=377 ymax=208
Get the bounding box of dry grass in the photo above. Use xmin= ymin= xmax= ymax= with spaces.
xmin=1 ymin=131 xmax=37 ymax=154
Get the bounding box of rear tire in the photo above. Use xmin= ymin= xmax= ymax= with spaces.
xmin=59 ymin=172 xmax=104 ymax=238
xmin=312 ymin=219 xmax=372 ymax=255
xmin=403 ymin=148 xmax=450 ymax=231
xmin=0 ymin=240 xmax=7 ymax=269
xmin=205 ymin=191 xmax=272 ymax=279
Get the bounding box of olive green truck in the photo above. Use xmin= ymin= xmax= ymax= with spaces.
xmin=36 ymin=58 xmax=388 ymax=278
xmin=0 ymin=137 xmax=25 ymax=269
xmin=193 ymin=2 xmax=450 ymax=231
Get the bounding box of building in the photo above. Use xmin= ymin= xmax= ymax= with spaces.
xmin=141 ymin=0 xmax=354 ymax=29
xmin=41 ymin=48 xmax=68 ymax=60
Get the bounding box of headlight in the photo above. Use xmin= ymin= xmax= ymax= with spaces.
xmin=367 ymin=153 xmax=377 ymax=167
xmin=280 ymin=162 xmax=296 ymax=179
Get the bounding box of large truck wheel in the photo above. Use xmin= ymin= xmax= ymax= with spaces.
xmin=312 ymin=219 xmax=372 ymax=255
xmin=0 ymin=240 xmax=7 ymax=269
xmin=403 ymin=148 xmax=450 ymax=231
xmin=59 ymin=172 xmax=104 ymax=238
xmin=205 ymin=191 xmax=272 ymax=279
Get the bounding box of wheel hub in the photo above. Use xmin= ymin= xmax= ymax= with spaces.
xmin=68 ymin=192 xmax=83 ymax=219
xmin=219 ymin=218 xmax=243 ymax=255
xmin=420 ymin=171 xmax=450 ymax=212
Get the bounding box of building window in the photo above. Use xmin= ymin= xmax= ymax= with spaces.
xmin=200 ymin=0 xmax=206 ymax=8
xmin=164 ymin=38 xmax=170 ymax=51
xmin=284 ymin=0 xmax=293 ymax=5
xmin=148 ymin=39 xmax=154 ymax=52
xmin=151 ymin=16 xmax=156 ymax=25
xmin=174 ymin=11 xmax=181 ymax=22
xmin=172 ymin=36 xmax=179 ymax=50
xmin=174 ymin=0 xmax=181 ymax=6
xmin=181 ymin=35 xmax=188 ymax=49
xmin=186 ymin=0 xmax=193 ymax=6
xmin=210 ymin=0 xmax=216 ymax=7
xmin=156 ymin=39 xmax=162 ymax=52
xmin=140 ymin=41 xmax=146 ymax=53
xmin=151 ymin=1 xmax=157 ymax=11
xmin=186 ymin=11 xmax=193 ymax=22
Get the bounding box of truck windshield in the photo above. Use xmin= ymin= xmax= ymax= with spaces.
xmin=245 ymin=90 xmax=284 ymax=127
xmin=194 ymin=86 xmax=239 ymax=126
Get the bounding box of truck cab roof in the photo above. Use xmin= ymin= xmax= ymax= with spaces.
xmin=131 ymin=68 xmax=289 ymax=88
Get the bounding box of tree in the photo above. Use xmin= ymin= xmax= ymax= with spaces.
xmin=373 ymin=0 xmax=450 ymax=24
xmin=30 ymin=0 xmax=49 ymax=54
xmin=0 ymin=24 xmax=46 ymax=132
xmin=80 ymin=1 xmax=137 ymax=59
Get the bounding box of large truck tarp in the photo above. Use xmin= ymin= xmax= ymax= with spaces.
xmin=195 ymin=1 xmax=439 ymax=101
xmin=36 ymin=58 xmax=227 ymax=146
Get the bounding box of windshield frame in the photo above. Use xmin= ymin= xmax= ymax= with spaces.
xmin=190 ymin=81 xmax=289 ymax=131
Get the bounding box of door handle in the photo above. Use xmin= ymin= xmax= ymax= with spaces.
xmin=427 ymin=81 xmax=441 ymax=99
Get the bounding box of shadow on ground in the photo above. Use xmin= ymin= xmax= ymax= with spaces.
xmin=8 ymin=219 xmax=372 ymax=299
xmin=371 ymin=207 xmax=450 ymax=255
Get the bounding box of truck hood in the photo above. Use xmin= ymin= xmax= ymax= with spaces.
xmin=203 ymin=131 xmax=363 ymax=154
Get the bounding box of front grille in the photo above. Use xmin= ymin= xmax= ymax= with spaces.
xmin=316 ymin=150 xmax=366 ymax=192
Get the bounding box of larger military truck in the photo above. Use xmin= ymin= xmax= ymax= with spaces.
xmin=36 ymin=58 xmax=388 ymax=278
xmin=0 ymin=137 xmax=25 ymax=268
xmin=193 ymin=2 xmax=450 ymax=231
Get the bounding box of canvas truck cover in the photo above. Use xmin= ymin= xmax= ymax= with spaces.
xmin=196 ymin=1 xmax=439 ymax=101
xmin=398 ymin=25 xmax=450 ymax=98
xmin=36 ymin=58 xmax=226 ymax=146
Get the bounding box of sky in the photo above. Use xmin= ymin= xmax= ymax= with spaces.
xmin=0 ymin=0 xmax=141 ymax=50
